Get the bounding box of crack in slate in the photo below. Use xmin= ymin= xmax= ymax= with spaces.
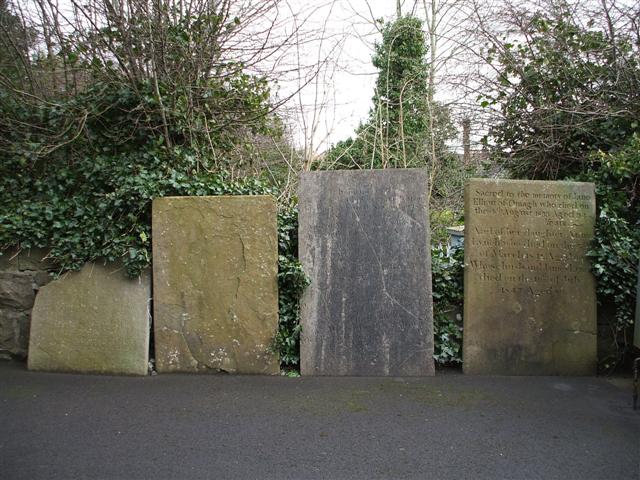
xmin=348 ymin=202 xmax=421 ymax=324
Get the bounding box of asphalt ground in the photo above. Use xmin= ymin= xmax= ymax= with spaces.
xmin=0 ymin=362 xmax=638 ymax=480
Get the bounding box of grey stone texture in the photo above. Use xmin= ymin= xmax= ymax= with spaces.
xmin=28 ymin=262 xmax=150 ymax=375
xmin=0 ymin=247 xmax=55 ymax=273
xmin=463 ymin=178 xmax=597 ymax=375
xmin=0 ymin=272 xmax=35 ymax=310
xmin=0 ymin=248 xmax=53 ymax=359
xmin=0 ymin=309 xmax=30 ymax=358
xmin=298 ymin=169 xmax=434 ymax=376
xmin=152 ymin=196 xmax=280 ymax=374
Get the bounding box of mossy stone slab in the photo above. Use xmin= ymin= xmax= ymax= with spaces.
xmin=152 ymin=196 xmax=279 ymax=374
xmin=28 ymin=263 xmax=150 ymax=375
xmin=463 ymin=179 xmax=597 ymax=375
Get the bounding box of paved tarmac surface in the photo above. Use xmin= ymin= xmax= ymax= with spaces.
xmin=0 ymin=362 xmax=638 ymax=480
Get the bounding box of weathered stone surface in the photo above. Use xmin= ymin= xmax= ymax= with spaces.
xmin=463 ymin=178 xmax=597 ymax=375
xmin=634 ymin=260 xmax=640 ymax=349
xmin=0 ymin=311 xmax=14 ymax=346
xmin=17 ymin=248 xmax=56 ymax=272
xmin=152 ymin=196 xmax=279 ymax=374
xmin=0 ymin=250 xmax=53 ymax=362
xmin=33 ymin=271 xmax=52 ymax=289
xmin=0 ymin=247 xmax=55 ymax=272
xmin=299 ymin=169 xmax=434 ymax=376
xmin=0 ymin=309 xmax=30 ymax=358
xmin=28 ymin=263 xmax=150 ymax=375
xmin=0 ymin=272 xmax=35 ymax=310
xmin=0 ymin=248 xmax=20 ymax=271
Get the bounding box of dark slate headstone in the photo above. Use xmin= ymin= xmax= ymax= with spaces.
xmin=463 ymin=178 xmax=597 ymax=375
xmin=299 ymin=169 xmax=434 ymax=376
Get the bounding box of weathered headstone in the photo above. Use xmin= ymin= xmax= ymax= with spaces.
xmin=299 ymin=169 xmax=434 ymax=376
xmin=152 ymin=196 xmax=279 ymax=374
xmin=463 ymin=178 xmax=597 ymax=375
xmin=28 ymin=263 xmax=150 ymax=375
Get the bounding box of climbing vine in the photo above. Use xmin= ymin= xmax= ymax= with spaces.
xmin=431 ymin=245 xmax=464 ymax=365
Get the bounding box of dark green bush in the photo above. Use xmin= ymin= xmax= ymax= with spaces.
xmin=274 ymin=205 xmax=309 ymax=367
xmin=581 ymin=135 xmax=640 ymax=368
xmin=431 ymin=245 xmax=464 ymax=365
xmin=0 ymin=66 xmax=309 ymax=369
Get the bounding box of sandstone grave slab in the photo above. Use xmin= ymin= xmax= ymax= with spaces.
xmin=463 ymin=178 xmax=597 ymax=375
xmin=152 ymin=196 xmax=279 ymax=374
xmin=28 ymin=263 xmax=150 ymax=375
xmin=299 ymin=169 xmax=434 ymax=376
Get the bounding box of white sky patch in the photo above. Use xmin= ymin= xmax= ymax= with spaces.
xmin=271 ymin=1 xmax=403 ymax=156
xmin=269 ymin=0 xmax=483 ymax=156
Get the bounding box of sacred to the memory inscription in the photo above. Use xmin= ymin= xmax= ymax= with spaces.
xmin=463 ymin=178 xmax=597 ymax=375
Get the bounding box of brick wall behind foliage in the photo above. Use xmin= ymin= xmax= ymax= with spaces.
xmin=0 ymin=249 xmax=53 ymax=359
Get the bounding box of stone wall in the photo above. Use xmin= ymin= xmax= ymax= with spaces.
xmin=0 ymin=248 xmax=54 ymax=360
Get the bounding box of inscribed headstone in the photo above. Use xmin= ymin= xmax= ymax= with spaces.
xmin=152 ymin=196 xmax=279 ymax=374
xmin=463 ymin=178 xmax=597 ymax=375
xmin=28 ymin=262 xmax=150 ymax=375
xmin=299 ymin=169 xmax=434 ymax=376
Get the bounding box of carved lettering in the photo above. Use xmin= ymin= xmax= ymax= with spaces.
xmin=466 ymin=182 xmax=594 ymax=296
xmin=463 ymin=179 xmax=597 ymax=374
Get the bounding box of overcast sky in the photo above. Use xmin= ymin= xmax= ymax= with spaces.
xmin=275 ymin=1 xmax=417 ymax=155
xmin=269 ymin=0 xmax=482 ymax=157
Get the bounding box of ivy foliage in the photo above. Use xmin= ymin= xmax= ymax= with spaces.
xmin=581 ymin=136 xmax=640 ymax=365
xmin=274 ymin=205 xmax=310 ymax=367
xmin=1 ymin=143 xmax=307 ymax=369
xmin=431 ymin=245 xmax=464 ymax=365
xmin=483 ymin=14 xmax=640 ymax=179
xmin=0 ymin=77 xmax=305 ymax=370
